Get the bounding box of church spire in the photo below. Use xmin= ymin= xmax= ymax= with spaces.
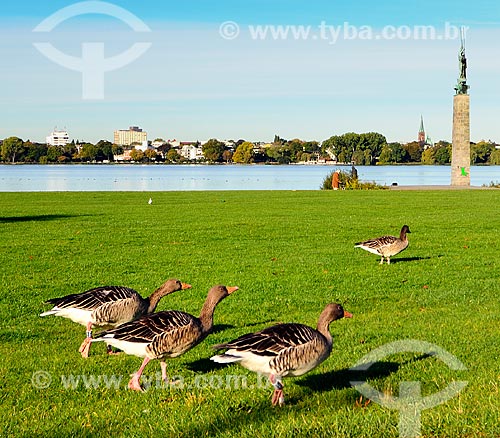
xmin=418 ymin=115 xmax=425 ymax=145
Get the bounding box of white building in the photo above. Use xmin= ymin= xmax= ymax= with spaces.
xmin=134 ymin=140 xmax=151 ymax=152
xmin=46 ymin=129 xmax=69 ymax=146
xmin=114 ymin=126 xmax=147 ymax=146
xmin=179 ymin=142 xmax=203 ymax=161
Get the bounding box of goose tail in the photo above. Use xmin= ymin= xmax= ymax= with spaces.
xmin=210 ymin=353 xmax=242 ymax=364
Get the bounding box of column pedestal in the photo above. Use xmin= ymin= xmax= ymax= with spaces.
xmin=451 ymin=94 xmax=470 ymax=186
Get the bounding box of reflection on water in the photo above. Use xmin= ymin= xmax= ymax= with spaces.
xmin=0 ymin=164 xmax=498 ymax=191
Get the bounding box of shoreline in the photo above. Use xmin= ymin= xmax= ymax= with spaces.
xmin=389 ymin=184 xmax=497 ymax=190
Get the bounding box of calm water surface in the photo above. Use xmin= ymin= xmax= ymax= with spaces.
xmin=0 ymin=164 xmax=499 ymax=191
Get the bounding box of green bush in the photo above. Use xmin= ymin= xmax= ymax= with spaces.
xmin=321 ymin=169 xmax=386 ymax=190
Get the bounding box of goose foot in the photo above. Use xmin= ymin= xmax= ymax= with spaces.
xmin=78 ymin=337 xmax=91 ymax=358
xmin=79 ymin=323 xmax=93 ymax=358
xmin=271 ymin=388 xmax=285 ymax=406
xmin=128 ymin=357 xmax=150 ymax=392
xmin=128 ymin=374 xmax=144 ymax=392
xmin=269 ymin=375 xmax=284 ymax=406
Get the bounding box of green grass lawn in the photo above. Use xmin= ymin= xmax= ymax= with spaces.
xmin=1 ymin=190 xmax=499 ymax=437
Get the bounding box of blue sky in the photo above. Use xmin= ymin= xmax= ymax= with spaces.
xmin=1 ymin=0 xmax=499 ymax=144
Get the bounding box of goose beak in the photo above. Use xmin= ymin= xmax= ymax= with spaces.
xmin=343 ymin=311 xmax=353 ymax=318
xmin=227 ymin=286 xmax=239 ymax=294
xmin=181 ymin=283 xmax=192 ymax=290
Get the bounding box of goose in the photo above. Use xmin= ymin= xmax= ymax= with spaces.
xmin=40 ymin=278 xmax=192 ymax=358
xmin=355 ymin=225 xmax=411 ymax=264
xmin=93 ymin=284 xmax=238 ymax=391
xmin=211 ymin=302 xmax=352 ymax=406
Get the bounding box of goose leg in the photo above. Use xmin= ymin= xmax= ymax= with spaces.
xmin=387 ymin=257 xmax=391 ymax=265
xmin=160 ymin=360 xmax=168 ymax=382
xmin=128 ymin=356 xmax=151 ymax=392
xmin=379 ymin=256 xmax=384 ymax=265
xmin=269 ymin=374 xmax=284 ymax=406
xmin=78 ymin=322 xmax=93 ymax=358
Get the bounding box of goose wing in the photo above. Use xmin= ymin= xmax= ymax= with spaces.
xmin=45 ymin=286 xmax=140 ymax=311
xmin=91 ymin=297 xmax=141 ymax=326
xmin=96 ymin=310 xmax=197 ymax=344
xmin=214 ymin=323 xmax=329 ymax=376
xmin=216 ymin=323 xmax=319 ymax=357
xmin=355 ymin=235 xmax=398 ymax=253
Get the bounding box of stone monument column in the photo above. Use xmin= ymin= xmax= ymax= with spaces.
xmin=451 ymin=28 xmax=470 ymax=186
xmin=451 ymin=94 xmax=470 ymax=185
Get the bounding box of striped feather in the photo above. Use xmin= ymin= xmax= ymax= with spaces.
xmin=44 ymin=286 xmax=140 ymax=311
xmin=215 ymin=323 xmax=320 ymax=357
xmin=355 ymin=235 xmax=398 ymax=254
xmin=96 ymin=311 xmax=196 ymax=344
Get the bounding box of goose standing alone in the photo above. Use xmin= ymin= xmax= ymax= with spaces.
xmin=40 ymin=278 xmax=192 ymax=358
xmin=211 ymin=302 xmax=352 ymax=406
xmin=355 ymin=225 xmax=411 ymax=264
xmin=93 ymin=284 xmax=238 ymax=391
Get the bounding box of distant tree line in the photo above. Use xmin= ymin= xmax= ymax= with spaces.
xmin=1 ymin=134 xmax=499 ymax=165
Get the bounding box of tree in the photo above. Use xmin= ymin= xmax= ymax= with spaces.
xmin=403 ymin=141 xmax=423 ymax=162
xmin=129 ymin=148 xmax=144 ymax=162
xmin=321 ymin=132 xmax=386 ymax=164
xmin=359 ymin=132 xmax=386 ymax=159
xmin=321 ymin=135 xmax=347 ymax=162
xmin=47 ymin=146 xmax=63 ymax=162
xmin=470 ymin=141 xmax=493 ymax=164
xmin=202 ymin=139 xmax=225 ymax=162
xmin=266 ymin=144 xmax=291 ymax=163
xmin=285 ymin=139 xmax=305 ymax=163
xmin=166 ymin=148 xmax=180 ymax=163
xmin=112 ymin=144 xmax=124 ymax=157
xmin=488 ymin=148 xmax=500 ymax=165
xmin=232 ymin=142 xmax=254 ymax=164
xmin=144 ymin=149 xmax=157 ymax=162
xmin=24 ymin=142 xmax=47 ymax=163
xmin=303 ymin=141 xmax=320 ymax=153
xmin=273 ymin=134 xmax=286 ymax=145
xmin=434 ymin=145 xmax=451 ymax=164
xmin=387 ymin=142 xmax=408 ymax=163
xmin=96 ymin=140 xmax=114 ymax=161
xmin=64 ymin=141 xmax=78 ymax=161
xmin=78 ymin=143 xmax=99 ymax=162
xmin=378 ymin=145 xmax=393 ymax=164
xmin=351 ymin=149 xmax=365 ymax=165
xmin=1 ymin=136 xmax=24 ymax=163
xmin=363 ymin=149 xmax=373 ymax=165
xmin=222 ymin=150 xmax=233 ymax=163
xmin=421 ymin=148 xmax=435 ymax=164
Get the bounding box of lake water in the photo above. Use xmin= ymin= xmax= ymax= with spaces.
xmin=0 ymin=164 xmax=499 ymax=191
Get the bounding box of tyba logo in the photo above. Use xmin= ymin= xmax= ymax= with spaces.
xmin=349 ymin=340 xmax=468 ymax=438
xmin=33 ymin=1 xmax=152 ymax=99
